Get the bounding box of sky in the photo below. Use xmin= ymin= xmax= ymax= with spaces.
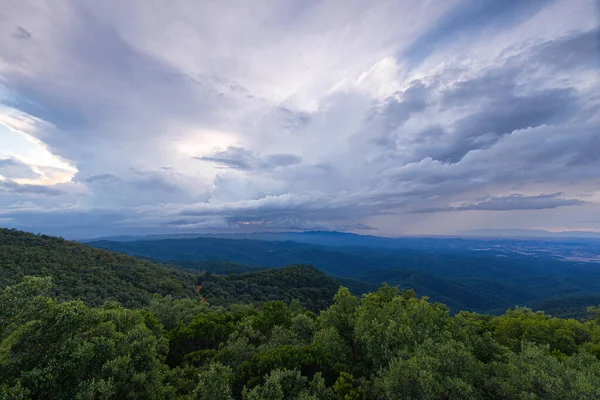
xmin=0 ymin=0 xmax=599 ymax=238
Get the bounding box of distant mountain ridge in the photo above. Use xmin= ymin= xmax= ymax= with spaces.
xmin=83 ymin=228 xmax=600 ymax=247
xmin=88 ymin=233 xmax=600 ymax=314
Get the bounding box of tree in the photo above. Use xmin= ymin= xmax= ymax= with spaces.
xmin=371 ymin=339 xmax=480 ymax=400
xmin=333 ymin=372 xmax=365 ymax=400
xmin=254 ymin=301 xmax=293 ymax=336
xmin=193 ymin=362 xmax=234 ymax=400
xmin=318 ymin=287 xmax=359 ymax=344
xmin=242 ymin=369 xmax=334 ymax=400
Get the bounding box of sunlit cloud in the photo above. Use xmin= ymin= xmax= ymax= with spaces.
xmin=0 ymin=107 xmax=77 ymax=185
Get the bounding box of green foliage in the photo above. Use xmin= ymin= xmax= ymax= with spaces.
xmin=168 ymin=311 xmax=235 ymax=365
xmin=355 ymin=285 xmax=450 ymax=368
xmin=372 ymin=339 xmax=480 ymax=399
xmin=147 ymin=294 xmax=210 ymax=331
xmin=318 ymin=287 xmax=359 ymax=344
xmin=333 ymin=372 xmax=365 ymax=400
xmin=0 ymin=228 xmax=197 ymax=307
xmin=253 ymin=301 xmax=293 ymax=335
xmin=242 ymin=369 xmax=334 ymax=400
xmin=198 ymin=265 xmax=342 ymax=312
xmin=490 ymin=307 xmax=600 ymax=356
xmin=485 ymin=343 xmax=600 ymax=399
xmin=0 ymin=278 xmax=173 ymax=399
xmin=3 ymin=275 xmax=600 ymax=399
xmin=193 ymin=362 xmax=234 ymax=400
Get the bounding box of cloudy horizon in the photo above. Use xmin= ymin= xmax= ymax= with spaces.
xmin=1 ymin=0 xmax=599 ymax=238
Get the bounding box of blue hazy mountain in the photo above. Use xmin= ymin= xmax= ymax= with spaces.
xmin=87 ymin=233 xmax=600 ymax=315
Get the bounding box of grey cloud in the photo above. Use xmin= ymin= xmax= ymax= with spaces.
xmin=177 ymin=189 xmax=397 ymax=232
xmin=402 ymin=0 xmax=551 ymax=63
xmin=455 ymin=89 xmax=576 ymax=136
xmin=12 ymin=26 xmax=32 ymax=40
xmin=0 ymin=180 xmax=64 ymax=196
xmin=83 ymin=173 xmax=120 ymax=183
xmin=263 ymin=154 xmax=303 ymax=167
xmin=366 ymin=81 xmax=429 ymax=147
xmin=0 ymin=206 xmax=133 ymax=238
xmin=276 ymin=107 xmax=311 ymax=131
xmin=0 ymin=158 xmax=40 ymax=179
xmin=196 ymin=147 xmax=254 ymax=170
xmin=196 ymin=147 xmax=302 ymax=171
xmin=129 ymin=172 xmax=186 ymax=194
xmin=412 ymin=193 xmax=587 ymax=213
xmin=405 ymin=71 xmax=578 ymax=163
xmin=79 ymin=170 xmax=207 ymax=208
xmin=367 ymin=31 xmax=593 ymax=167
xmin=524 ymin=29 xmax=600 ymax=71
xmin=439 ymin=87 xmax=578 ymax=163
xmin=381 ymin=120 xmax=600 ymax=203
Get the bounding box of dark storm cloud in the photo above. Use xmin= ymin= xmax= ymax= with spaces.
xmin=196 ymin=147 xmax=302 ymax=171
xmin=412 ymin=193 xmax=587 ymax=213
xmin=439 ymin=87 xmax=577 ymax=163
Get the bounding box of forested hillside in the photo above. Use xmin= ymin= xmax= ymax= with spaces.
xmin=198 ymin=265 xmax=343 ymax=311
xmin=0 ymin=228 xmax=197 ymax=307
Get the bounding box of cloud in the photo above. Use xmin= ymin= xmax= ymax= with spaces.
xmin=526 ymin=29 xmax=600 ymax=71
xmin=196 ymin=147 xmax=302 ymax=171
xmin=83 ymin=173 xmax=119 ymax=184
xmin=12 ymin=26 xmax=32 ymax=40
xmin=0 ymin=180 xmax=64 ymax=196
xmin=402 ymin=0 xmax=551 ymax=63
xmin=0 ymin=158 xmax=40 ymax=179
xmin=0 ymin=0 xmax=598 ymax=236
xmin=412 ymin=193 xmax=587 ymax=213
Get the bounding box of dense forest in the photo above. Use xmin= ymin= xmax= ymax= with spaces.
xmin=2 ymin=277 xmax=600 ymax=399
xmin=198 ymin=265 xmax=342 ymax=312
xmin=2 ymin=228 xmax=600 ymax=398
